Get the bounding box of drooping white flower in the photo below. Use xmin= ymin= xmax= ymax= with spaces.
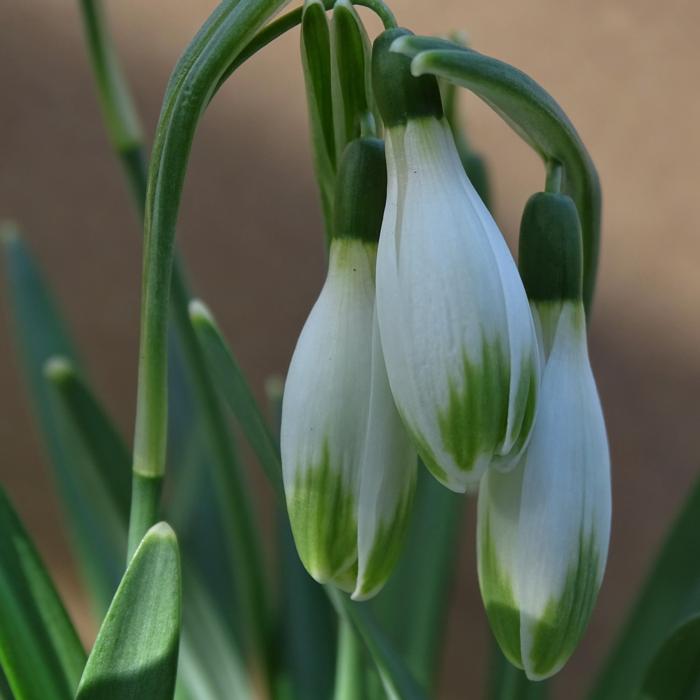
xmin=372 ymin=29 xmax=540 ymax=492
xmin=281 ymin=138 xmax=416 ymax=595
xmin=477 ymin=193 xmax=611 ymax=680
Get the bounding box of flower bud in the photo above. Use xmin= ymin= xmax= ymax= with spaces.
xmin=281 ymin=138 xmax=416 ymax=596
xmin=477 ymin=193 xmax=611 ymax=679
xmin=371 ymin=30 xmax=540 ymax=491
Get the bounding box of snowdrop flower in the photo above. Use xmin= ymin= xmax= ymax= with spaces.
xmin=371 ymin=29 xmax=540 ymax=492
xmin=478 ymin=192 xmax=611 ymax=679
xmin=281 ymin=138 xmax=417 ymax=597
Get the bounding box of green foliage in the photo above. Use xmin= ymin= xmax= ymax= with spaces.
xmin=76 ymin=523 xmax=181 ymax=700
xmin=638 ymin=615 xmax=700 ymax=700
xmin=591 ymin=475 xmax=700 ymax=699
xmin=0 ymin=487 xmax=86 ymax=700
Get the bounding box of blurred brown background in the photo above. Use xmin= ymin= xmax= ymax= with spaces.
xmin=1 ymin=0 xmax=699 ymax=697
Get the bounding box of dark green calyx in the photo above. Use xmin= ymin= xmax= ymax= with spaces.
xmin=519 ymin=192 xmax=583 ymax=302
xmin=372 ymin=28 xmax=443 ymax=128
xmin=333 ymin=137 xmax=387 ymax=243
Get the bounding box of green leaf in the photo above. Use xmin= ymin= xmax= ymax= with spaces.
xmin=331 ymin=0 xmax=374 ymax=153
xmin=638 ymin=614 xmax=700 ymax=700
xmin=0 ymin=486 xmax=86 ymax=700
xmin=42 ymin=356 xmax=248 ymax=698
xmin=189 ymin=300 xmax=283 ymax=496
xmin=372 ymin=468 xmax=463 ymax=690
xmin=392 ymin=36 xmax=601 ymax=313
xmin=328 ymin=589 xmax=427 ymax=700
xmin=44 ymin=357 xmax=131 ymax=523
xmin=76 ymin=523 xmax=181 ymax=700
xmin=590 ymin=476 xmax=700 ymax=700
xmin=301 ymin=0 xmax=337 ymax=240
xmin=487 ymin=635 xmax=548 ymax=700
xmin=1 ymin=225 xmax=123 ymax=612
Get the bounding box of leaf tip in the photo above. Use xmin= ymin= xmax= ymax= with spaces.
xmin=0 ymin=221 xmax=19 ymax=248
xmin=188 ymin=298 xmax=214 ymax=327
xmin=44 ymin=355 xmax=75 ymax=383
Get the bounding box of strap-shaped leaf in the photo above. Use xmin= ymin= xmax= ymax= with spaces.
xmin=372 ymin=469 xmax=463 ymax=690
xmin=590 ymin=477 xmax=700 ymax=699
xmin=42 ymin=357 xmax=249 ymax=698
xmin=331 ymin=0 xmax=374 ymax=154
xmin=638 ymin=614 xmax=700 ymax=700
xmin=76 ymin=523 xmax=181 ymax=700
xmin=45 ymin=358 xmax=131 ymax=522
xmin=301 ymin=0 xmax=336 ymax=239
xmin=0 ymin=487 xmax=86 ymax=700
xmin=487 ymin=637 xmax=548 ymax=700
xmin=328 ymin=589 xmax=427 ymax=700
xmin=1 ymin=227 xmax=123 ymax=611
xmin=189 ymin=300 xmax=283 ymax=495
xmin=392 ymin=36 xmax=601 ymax=313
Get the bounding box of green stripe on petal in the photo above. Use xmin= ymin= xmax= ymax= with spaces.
xmin=353 ymin=477 xmax=415 ymax=600
xmin=437 ymin=339 xmax=510 ymax=476
xmin=525 ymin=531 xmax=602 ymax=679
xmin=287 ymin=441 xmax=358 ymax=583
xmin=478 ymin=481 xmax=523 ymax=669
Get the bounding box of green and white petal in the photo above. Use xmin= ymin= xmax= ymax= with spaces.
xmin=353 ymin=311 xmax=417 ymax=601
xmin=518 ymin=303 xmax=610 ymax=680
xmin=281 ymin=239 xmax=376 ymax=583
xmin=376 ymin=116 xmax=534 ymax=491
xmin=487 ymin=224 xmax=541 ymax=469
xmin=477 ymin=459 xmax=525 ymax=668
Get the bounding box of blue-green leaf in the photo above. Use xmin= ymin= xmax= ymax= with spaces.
xmin=372 ymin=468 xmax=463 ymax=691
xmin=638 ymin=614 xmax=700 ymax=700
xmin=44 ymin=357 xmax=131 ymax=522
xmin=328 ymin=589 xmax=427 ymax=700
xmin=0 ymin=486 xmax=86 ymax=700
xmin=76 ymin=523 xmax=181 ymax=700
xmin=189 ymin=300 xmax=283 ymax=495
xmin=1 ymin=225 xmax=123 ymax=612
xmin=591 ymin=476 xmax=700 ymax=699
xmin=392 ymin=36 xmax=601 ymax=312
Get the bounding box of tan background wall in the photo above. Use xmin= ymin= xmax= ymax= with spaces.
xmin=1 ymin=1 xmax=699 ymax=697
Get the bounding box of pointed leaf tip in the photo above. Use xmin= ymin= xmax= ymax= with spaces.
xmin=43 ymin=355 xmax=75 ymax=383
xmin=188 ymin=298 xmax=214 ymax=325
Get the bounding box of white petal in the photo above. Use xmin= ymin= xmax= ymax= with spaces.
xmin=353 ymin=310 xmax=417 ymax=600
xmin=515 ymin=303 xmax=611 ymax=680
xmin=377 ymin=116 xmax=535 ymax=491
xmin=281 ymin=239 xmax=376 ymax=582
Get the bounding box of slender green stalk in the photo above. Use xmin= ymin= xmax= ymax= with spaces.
xmin=77 ymin=0 xmax=271 ymax=679
xmin=334 ymin=619 xmax=364 ymax=700
xmin=126 ymin=474 xmax=163 ymax=559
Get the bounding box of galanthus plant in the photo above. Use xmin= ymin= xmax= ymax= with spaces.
xmin=1 ymin=1 xmax=699 ymax=699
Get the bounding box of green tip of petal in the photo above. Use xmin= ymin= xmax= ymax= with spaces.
xmin=519 ymin=192 xmax=583 ymax=302
xmin=0 ymin=221 xmax=19 ymax=247
xmin=372 ymin=29 xmax=443 ymax=128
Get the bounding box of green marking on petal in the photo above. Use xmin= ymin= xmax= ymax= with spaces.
xmin=331 ymin=559 xmax=358 ymax=593
xmin=354 ymin=475 xmax=416 ymax=599
xmin=438 ymin=339 xmax=510 ymax=472
xmin=480 ymin=509 xmax=523 ymax=669
xmin=527 ymin=530 xmax=602 ymax=678
xmin=287 ymin=440 xmax=358 ymax=582
xmin=407 ymin=427 xmax=449 ymax=485
xmin=497 ymin=357 xmax=539 ymax=465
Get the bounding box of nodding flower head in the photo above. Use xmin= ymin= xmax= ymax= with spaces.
xmin=281 ymin=138 xmax=417 ymax=598
xmin=371 ymin=29 xmax=540 ymax=492
xmin=477 ymin=192 xmax=611 ymax=679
